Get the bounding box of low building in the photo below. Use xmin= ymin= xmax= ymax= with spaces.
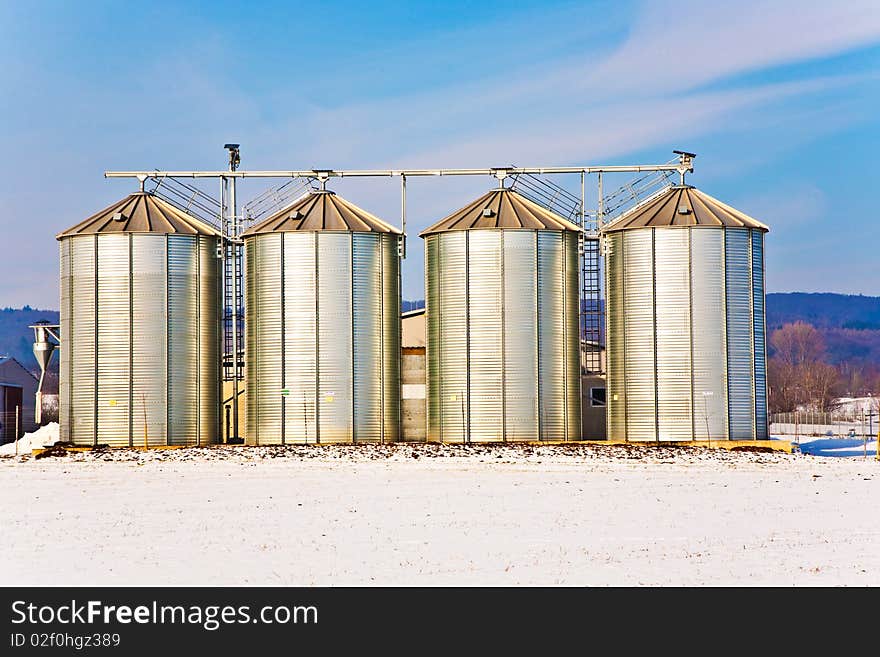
xmin=0 ymin=356 xmax=39 ymax=443
xmin=401 ymin=308 xmax=427 ymax=441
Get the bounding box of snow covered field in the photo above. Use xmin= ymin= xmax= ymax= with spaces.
xmin=1 ymin=442 xmax=878 ymax=586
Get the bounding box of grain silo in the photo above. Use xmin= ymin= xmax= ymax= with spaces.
xmin=420 ymin=187 xmax=582 ymax=442
xmin=242 ymin=190 xmax=401 ymax=444
xmin=57 ymin=192 xmax=222 ymax=447
xmin=601 ymin=185 xmax=769 ymax=442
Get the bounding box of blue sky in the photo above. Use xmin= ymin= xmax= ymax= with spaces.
xmin=1 ymin=0 xmax=879 ymax=308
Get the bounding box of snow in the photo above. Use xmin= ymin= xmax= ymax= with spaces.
xmin=0 ymin=422 xmax=59 ymax=455
xmin=1 ymin=442 xmax=878 ymax=586
xmin=789 ymin=436 xmax=878 ymax=458
xmin=833 ymin=396 xmax=878 ymax=414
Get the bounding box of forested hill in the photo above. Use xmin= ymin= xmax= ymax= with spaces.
xmin=766 ymin=293 xmax=880 ymax=330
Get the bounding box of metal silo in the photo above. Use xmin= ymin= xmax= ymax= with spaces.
xmin=602 ymin=185 xmax=769 ymax=442
xmin=57 ymin=192 xmax=222 ymax=447
xmin=420 ymin=187 xmax=581 ymax=442
xmin=242 ymin=190 xmax=401 ymax=444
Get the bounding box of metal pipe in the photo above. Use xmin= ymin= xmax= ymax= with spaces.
xmin=105 ymin=164 xmax=688 ymax=179
xmin=401 ymin=174 xmax=407 ymax=259
xmin=230 ymin=173 xmax=240 ymax=443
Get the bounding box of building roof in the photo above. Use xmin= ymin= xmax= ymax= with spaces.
xmin=241 ymin=190 xmax=400 ymax=236
xmin=600 ymin=185 xmax=769 ymax=234
xmin=419 ymin=188 xmax=582 ymax=237
xmin=0 ymin=356 xmax=38 ymax=383
xmin=57 ymin=192 xmax=221 ymax=239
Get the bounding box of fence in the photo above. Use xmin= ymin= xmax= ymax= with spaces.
xmin=0 ymin=407 xmax=22 ymax=444
xmin=770 ymin=410 xmax=879 ymax=438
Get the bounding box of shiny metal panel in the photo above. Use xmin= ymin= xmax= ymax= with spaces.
xmin=604 ymin=222 xmax=765 ymax=442
xmin=68 ymin=238 xmax=97 ymax=444
xmin=621 ymin=230 xmax=657 ymax=441
xmin=96 ymin=235 xmax=130 ymax=447
xmin=654 ymin=229 xmax=692 ymax=441
xmin=690 ymin=229 xmax=729 ymax=439
xmin=537 ymin=232 xmax=566 ymax=440
xmin=353 ymin=233 xmax=382 ymax=442
xmin=60 ymin=233 xmax=219 ymax=448
xmin=725 ymin=228 xmax=756 ymax=439
xmin=245 ymin=230 xmax=399 ymax=444
xmin=467 ymin=231 xmax=503 ymax=442
xmin=198 ymin=237 xmax=220 ymax=445
xmin=252 ymin=235 xmax=284 ymax=444
xmin=502 ymin=231 xmax=537 ymax=441
xmin=563 ymin=231 xmax=581 ymax=440
xmin=751 ymin=230 xmax=768 ymax=439
xmin=281 ymin=233 xmax=317 ymax=444
xmin=425 ymin=235 xmax=442 ymax=441
xmin=605 ymin=233 xmax=626 ymax=441
xmin=130 ymin=235 xmax=167 ymax=447
xmin=167 ymin=237 xmax=200 ymax=445
xmin=425 ymin=229 xmax=579 ymax=443
xmin=245 ymin=238 xmax=259 ymax=442
xmin=59 ymin=241 xmax=72 ymax=443
xmin=381 ymin=233 xmax=401 ymax=443
xmin=436 ymin=232 xmax=468 ymax=442
xmin=317 ymin=233 xmax=353 ymax=443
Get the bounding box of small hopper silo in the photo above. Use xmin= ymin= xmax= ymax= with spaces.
xmin=242 ymin=190 xmax=401 ymax=444
xmin=601 ymin=185 xmax=769 ymax=442
xmin=57 ymin=192 xmax=222 ymax=447
xmin=420 ymin=187 xmax=582 ymax=442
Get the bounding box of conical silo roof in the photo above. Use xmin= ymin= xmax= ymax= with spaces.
xmin=56 ymin=192 xmax=221 ymax=239
xmin=419 ymin=188 xmax=582 ymax=237
xmin=600 ymin=185 xmax=769 ymax=234
xmin=241 ymin=190 xmax=400 ymax=236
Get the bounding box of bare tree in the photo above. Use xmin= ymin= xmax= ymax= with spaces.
xmin=768 ymin=322 xmax=841 ymax=412
xmin=770 ymin=321 xmax=826 ymax=366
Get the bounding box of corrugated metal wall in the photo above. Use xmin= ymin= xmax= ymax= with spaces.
xmin=621 ymin=230 xmax=656 ymax=441
xmin=502 ymin=231 xmax=538 ymax=441
xmin=751 ymin=230 xmax=768 ymax=440
xmin=563 ymin=232 xmax=580 ymax=441
xmin=605 ymin=233 xmax=625 ymax=441
xmin=245 ymin=232 xmax=400 ymax=444
xmin=654 ymin=229 xmax=692 ymax=441
xmin=436 ymin=231 xmax=468 ymax=442
xmin=725 ymin=229 xmax=756 ymax=440
xmin=198 ymin=238 xmax=220 ymax=447
xmin=468 ymin=231 xmax=503 ymax=441
xmin=604 ymin=226 xmax=767 ymax=441
xmin=60 ymin=234 xmax=220 ymax=447
xmin=381 ymin=234 xmax=401 ymax=443
xmin=67 ymin=237 xmax=97 ymax=444
xmin=425 ymin=229 xmax=580 ymax=442
xmin=690 ymin=229 xmax=728 ymax=440
xmin=131 ymin=235 xmax=167 ymax=446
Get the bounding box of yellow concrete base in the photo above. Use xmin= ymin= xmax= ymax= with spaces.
xmin=580 ymin=439 xmax=793 ymax=453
